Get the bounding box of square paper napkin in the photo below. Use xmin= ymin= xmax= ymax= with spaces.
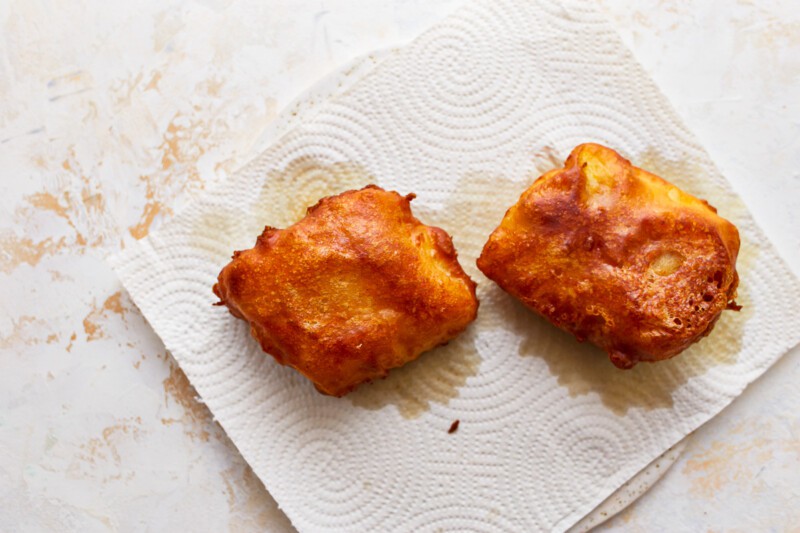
xmin=112 ymin=0 xmax=800 ymax=530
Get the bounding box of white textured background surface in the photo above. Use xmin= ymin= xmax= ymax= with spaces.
xmin=1 ymin=0 xmax=798 ymax=531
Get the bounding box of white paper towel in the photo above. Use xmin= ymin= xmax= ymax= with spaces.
xmin=111 ymin=0 xmax=800 ymax=531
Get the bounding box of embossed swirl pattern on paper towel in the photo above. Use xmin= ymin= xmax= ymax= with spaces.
xmin=111 ymin=0 xmax=800 ymax=531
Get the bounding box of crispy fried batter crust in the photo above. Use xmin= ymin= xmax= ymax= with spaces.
xmin=477 ymin=144 xmax=740 ymax=368
xmin=214 ymin=185 xmax=479 ymax=396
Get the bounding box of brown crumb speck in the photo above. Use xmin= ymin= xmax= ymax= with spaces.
xmin=448 ymin=420 xmax=460 ymax=434
xmin=727 ymin=300 xmax=743 ymax=311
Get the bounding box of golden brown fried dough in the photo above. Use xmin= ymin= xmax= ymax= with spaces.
xmin=214 ymin=185 xmax=479 ymax=396
xmin=477 ymin=143 xmax=740 ymax=369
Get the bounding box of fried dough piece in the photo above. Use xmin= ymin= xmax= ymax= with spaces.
xmin=477 ymin=143 xmax=740 ymax=368
xmin=214 ymin=185 xmax=478 ymax=396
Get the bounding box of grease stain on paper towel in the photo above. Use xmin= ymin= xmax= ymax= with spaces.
xmin=208 ymin=151 xmax=754 ymax=420
xmin=351 ymin=170 xmax=524 ymax=418
xmin=202 ymin=158 xmax=487 ymax=419
xmin=254 ymin=157 xmax=373 ymax=229
xmin=414 ymin=170 xmax=526 ymax=281
xmin=349 ymin=331 xmax=480 ymax=419
xmin=192 ymin=157 xmax=369 ymax=251
xmin=514 ymin=277 xmax=750 ymax=415
xmin=410 ymin=149 xmax=754 ymax=417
